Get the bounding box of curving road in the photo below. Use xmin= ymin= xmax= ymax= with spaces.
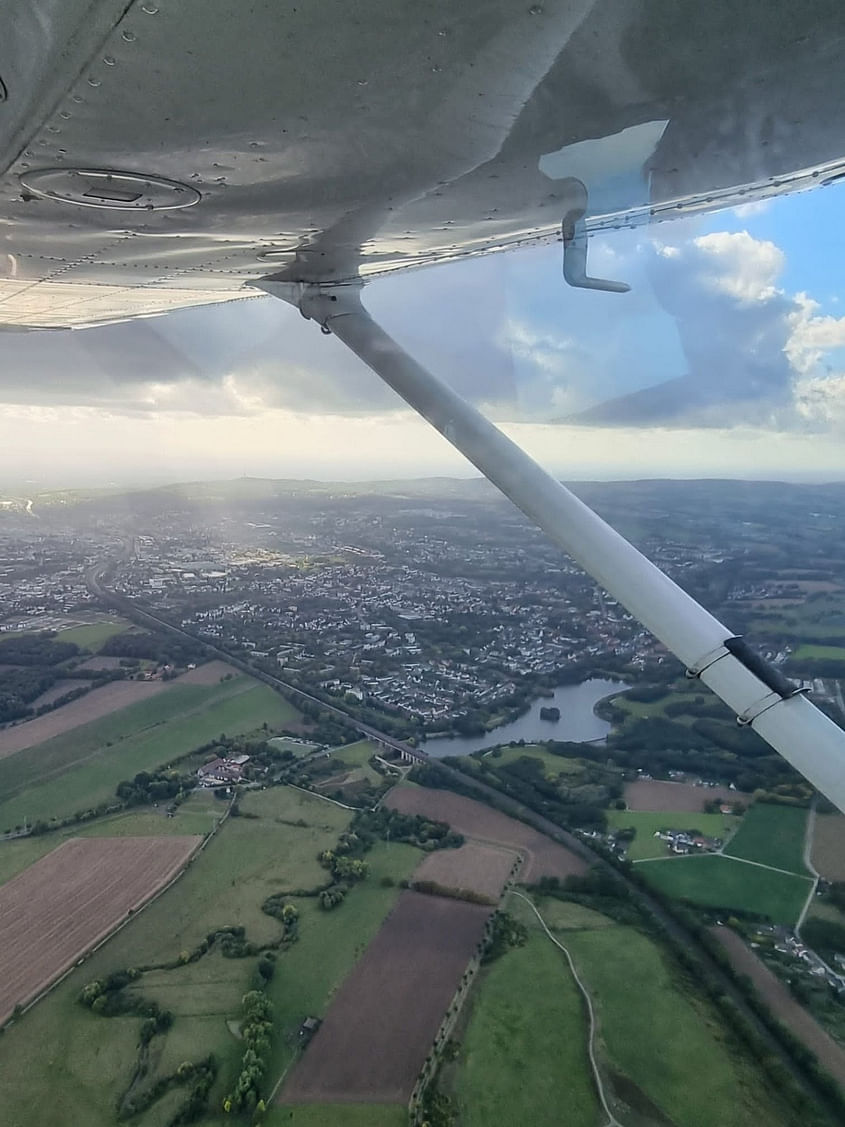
xmin=510 ymin=889 xmax=623 ymax=1127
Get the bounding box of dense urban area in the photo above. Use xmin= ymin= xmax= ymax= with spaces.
xmin=3 ymin=477 xmax=845 ymax=734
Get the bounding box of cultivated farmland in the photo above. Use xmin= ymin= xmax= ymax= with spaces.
xmin=638 ymin=854 xmax=813 ymax=923
xmin=386 ymin=785 xmax=586 ymax=883
xmin=0 ymin=676 xmax=297 ymax=828
xmin=624 ymin=779 xmax=749 ymax=812
xmin=712 ymin=926 xmax=845 ymax=1089
xmin=266 ymin=1107 xmax=406 ymax=1127
xmin=281 ymin=891 xmax=491 ymax=1104
xmin=413 ymin=840 xmax=516 ymax=900
xmin=175 ymin=659 xmax=241 ymax=684
xmin=0 ymin=835 xmax=199 ymax=1024
xmin=811 ymin=812 xmax=845 ymax=881
xmin=0 ymin=679 xmax=169 ymax=758
xmin=723 ymin=803 xmax=809 ymax=874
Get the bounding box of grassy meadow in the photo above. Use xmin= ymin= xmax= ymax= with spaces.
xmin=722 ymin=802 xmax=809 ymax=874
xmin=638 ymin=854 xmax=812 ymax=923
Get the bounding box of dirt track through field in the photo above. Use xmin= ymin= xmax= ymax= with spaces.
xmin=281 ymin=891 xmax=490 ymax=1103
xmin=0 ymin=835 xmax=200 ymax=1024
xmin=624 ymin=780 xmax=750 ymax=812
xmin=711 ymin=926 xmax=845 ymax=1088
xmin=386 ymin=787 xmax=586 ymax=883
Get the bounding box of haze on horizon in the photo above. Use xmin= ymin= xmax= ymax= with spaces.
xmin=2 ymin=185 xmax=845 ymax=491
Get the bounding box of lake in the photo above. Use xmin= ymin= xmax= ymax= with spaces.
xmin=423 ymin=677 xmax=629 ymax=758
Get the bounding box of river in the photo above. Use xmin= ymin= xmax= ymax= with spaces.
xmin=422 ymin=677 xmax=629 ymax=758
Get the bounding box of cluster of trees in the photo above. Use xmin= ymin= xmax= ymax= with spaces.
xmin=118 ymin=1055 xmax=218 ymax=1123
xmin=0 ymin=632 xmax=85 ymax=723
xmin=824 ymin=881 xmax=845 ymax=913
xmin=317 ymin=841 xmax=369 ymax=909
xmin=100 ymin=630 xmax=204 ymax=666
xmin=483 ymin=910 xmax=528 ymax=963
xmin=116 ymin=768 xmax=194 ymax=807
xmin=0 ymin=632 xmax=79 ymax=665
xmin=802 ymin=917 xmax=845 ymax=964
xmin=78 ymin=968 xmax=162 ymax=1019
xmin=411 ymin=879 xmax=495 ymax=907
xmin=260 ymin=897 xmax=299 ymax=929
xmin=534 ymin=870 xmax=644 ymax=927
xmin=172 ymin=925 xmax=287 ymax=966
xmin=223 ymin=991 xmax=274 ymax=1114
xmin=166 ymin=1057 xmax=219 ymax=1126
xmin=597 ymin=712 xmax=809 ymax=796
xmin=439 ymin=754 xmax=610 ymax=833
xmin=290 ymin=698 xmax=354 ymax=746
xmin=0 ymin=665 xmax=60 ymax=723
xmin=351 ymin=806 xmax=464 ymax=851
xmin=419 ymin=1084 xmax=457 ymax=1127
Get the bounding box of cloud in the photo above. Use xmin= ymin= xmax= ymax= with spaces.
xmin=569 ymin=229 xmax=845 ymax=434
xmin=685 ymin=230 xmax=784 ymax=303
xmin=1 ymin=223 xmax=845 ymax=452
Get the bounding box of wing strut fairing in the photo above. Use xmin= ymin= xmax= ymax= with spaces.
xmin=258 ymin=279 xmax=845 ymax=815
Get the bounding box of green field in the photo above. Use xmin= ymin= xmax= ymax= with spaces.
xmin=746 ymin=595 xmax=845 ymax=643
xmin=0 ymin=785 xmax=418 ymax=1127
xmin=0 ymin=678 xmax=298 ymax=829
xmin=639 ymin=854 xmax=812 ymax=923
xmin=479 ymin=743 xmax=585 ymax=777
xmin=58 ymin=620 xmax=130 ymax=650
xmin=610 ymin=689 xmax=699 ymax=725
xmin=605 ymin=809 xmax=740 ymax=860
xmin=268 ymin=736 xmax=319 ymax=758
xmin=0 ymin=833 xmax=59 ymax=885
xmin=722 ymin=802 xmax=809 ymax=874
xmin=452 ymin=930 xmax=597 ymax=1127
xmin=561 ymin=913 xmax=806 ymax=1127
xmin=454 ymin=891 xmax=806 ymax=1127
xmin=327 ymin=739 xmax=383 ymax=783
xmin=792 ymin=643 xmax=845 ymax=661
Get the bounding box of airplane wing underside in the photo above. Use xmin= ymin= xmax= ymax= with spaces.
xmin=1 ymin=0 xmax=845 ymax=328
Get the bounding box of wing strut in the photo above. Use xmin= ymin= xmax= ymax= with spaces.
xmin=258 ymin=280 xmax=845 ymax=814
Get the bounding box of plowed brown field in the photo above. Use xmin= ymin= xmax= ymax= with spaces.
xmin=811 ymin=813 xmax=845 ymax=881
xmin=0 ymin=835 xmax=199 ymax=1023
xmin=624 ymin=780 xmax=750 ymax=812
xmin=712 ymin=926 xmax=845 ymax=1087
xmin=281 ymin=891 xmax=490 ymax=1103
xmin=413 ymin=841 xmax=516 ymax=900
xmin=386 ymin=787 xmax=585 ymax=883
xmin=176 ymin=661 xmax=240 ymax=685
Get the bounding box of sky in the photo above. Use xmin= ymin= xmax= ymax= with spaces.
xmin=2 ymin=180 xmax=845 ymax=488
